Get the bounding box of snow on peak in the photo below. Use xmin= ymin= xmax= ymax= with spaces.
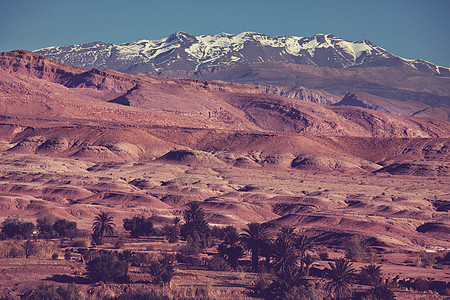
xmin=34 ymin=32 xmax=448 ymax=76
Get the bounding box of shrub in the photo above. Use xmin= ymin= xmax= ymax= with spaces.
xmin=319 ymin=251 xmax=329 ymax=261
xmin=21 ymin=284 xmax=83 ymax=300
xmin=104 ymin=291 xmax=170 ymax=300
xmin=71 ymin=238 xmax=89 ymax=248
xmin=362 ymin=284 xmax=396 ymax=300
xmin=115 ymin=239 xmax=125 ymax=249
xmin=52 ymin=253 xmax=59 ymax=260
xmin=204 ymin=255 xmax=230 ymax=271
xmin=22 ymin=239 xmax=38 ymax=258
xmin=0 ymin=241 xmax=26 ymax=258
xmin=284 ymin=284 xmax=322 ymax=300
xmin=217 ymin=243 xmax=245 ymax=270
xmin=131 ymin=252 xmax=152 ymax=267
xmin=414 ymin=278 xmax=430 ymax=292
xmin=252 ymin=273 xmax=271 ymax=297
xmin=1 ymin=216 xmax=35 ymax=239
xmin=118 ymin=250 xmax=135 ymax=263
xmin=86 ymin=252 xmax=129 ymax=283
xmin=344 ymin=235 xmax=368 ymax=262
xmin=269 ymin=266 xmax=307 ymax=299
xmin=64 ymin=251 xmax=72 ymax=261
xmin=162 ymin=224 xmax=179 ymax=243
xmin=419 ymin=252 xmax=436 ymax=268
xmin=123 ymin=216 xmax=154 ymax=237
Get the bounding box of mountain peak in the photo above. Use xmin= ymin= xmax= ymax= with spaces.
xmin=34 ymin=32 xmax=450 ymax=76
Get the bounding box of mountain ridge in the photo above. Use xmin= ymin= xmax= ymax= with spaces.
xmin=1 ymin=50 xmax=449 ymax=139
xmin=35 ymin=32 xmax=450 ymax=76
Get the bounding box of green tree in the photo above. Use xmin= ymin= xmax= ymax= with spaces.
xmin=123 ymin=216 xmax=154 ymax=237
xmin=37 ymin=216 xmax=58 ymax=238
xmin=53 ymin=219 xmax=78 ymax=238
xmin=325 ymin=258 xmax=357 ymax=300
xmin=87 ymin=252 xmax=129 ymax=283
xmin=1 ymin=216 xmax=35 ymax=239
xmin=92 ymin=211 xmax=115 ymax=244
xmin=239 ymin=222 xmax=270 ymax=272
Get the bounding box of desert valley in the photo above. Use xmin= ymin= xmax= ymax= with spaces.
xmin=0 ymin=32 xmax=449 ymax=299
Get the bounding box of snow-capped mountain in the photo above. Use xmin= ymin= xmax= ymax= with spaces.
xmin=35 ymin=32 xmax=450 ymax=76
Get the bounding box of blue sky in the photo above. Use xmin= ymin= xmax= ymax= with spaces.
xmin=2 ymin=0 xmax=450 ymax=67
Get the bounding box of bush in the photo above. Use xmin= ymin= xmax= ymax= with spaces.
xmin=71 ymin=238 xmax=89 ymax=248
xmin=319 ymin=251 xmax=329 ymax=261
xmin=22 ymin=239 xmax=38 ymax=258
xmin=1 ymin=216 xmax=35 ymax=239
xmin=131 ymin=252 xmax=152 ymax=267
xmin=115 ymin=239 xmax=125 ymax=249
xmin=414 ymin=278 xmax=430 ymax=292
xmin=419 ymin=252 xmax=436 ymax=268
xmin=361 ymin=284 xmax=396 ymax=300
xmin=21 ymin=284 xmax=83 ymax=300
xmin=52 ymin=253 xmax=59 ymax=260
xmin=252 ymin=273 xmax=271 ymax=297
xmin=86 ymin=252 xmax=129 ymax=283
xmin=204 ymin=256 xmax=230 ymax=271
xmin=9 ymin=241 xmax=26 ymax=258
xmin=123 ymin=216 xmax=154 ymax=237
xmin=162 ymin=224 xmax=179 ymax=243
xmin=345 ymin=235 xmax=368 ymax=262
xmin=118 ymin=250 xmax=135 ymax=263
xmin=104 ymin=291 xmax=170 ymax=300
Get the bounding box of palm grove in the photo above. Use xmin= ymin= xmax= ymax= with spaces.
xmin=3 ymin=200 xmax=443 ymax=299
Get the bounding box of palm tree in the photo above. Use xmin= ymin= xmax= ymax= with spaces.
xmin=278 ymin=226 xmax=297 ymax=245
xmin=271 ymin=228 xmax=299 ymax=272
xmin=367 ymin=284 xmax=396 ymax=300
xmin=270 ymin=265 xmax=306 ymax=299
xmin=224 ymin=244 xmax=246 ymax=270
xmin=325 ymin=258 xmax=357 ymax=300
xmin=222 ymin=225 xmax=240 ymax=246
xmin=295 ymin=234 xmax=313 ymax=273
xmin=302 ymin=253 xmax=317 ymax=276
xmin=92 ymin=211 xmax=115 ymax=244
xmin=239 ymin=222 xmax=270 ymax=272
xmin=182 ymin=202 xmax=209 ymax=239
xmin=172 ymin=216 xmax=181 ymax=236
xmin=183 ymin=202 xmax=206 ymax=224
xmin=359 ymin=264 xmax=382 ymax=286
